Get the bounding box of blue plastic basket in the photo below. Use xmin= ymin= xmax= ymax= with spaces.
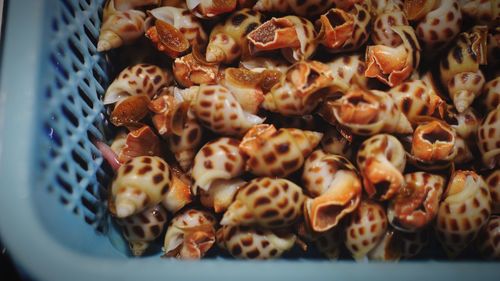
xmin=0 ymin=1 xmax=499 ymax=280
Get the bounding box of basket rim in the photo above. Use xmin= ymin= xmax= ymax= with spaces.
xmin=0 ymin=1 xmax=500 ymax=281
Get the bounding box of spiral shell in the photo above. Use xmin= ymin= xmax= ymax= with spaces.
xmin=239 ymin=124 xmax=323 ymax=177
xmin=221 ymin=177 xmax=305 ymax=228
xmin=262 ymin=61 xmax=347 ymax=116
xmin=192 ymin=137 xmax=245 ymax=194
xmin=186 ymin=0 xmax=237 ymax=18
xmin=410 ymin=120 xmax=457 ymax=164
xmin=173 ymin=53 xmax=221 ymax=87
xmin=444 ymin=106 xmax=480 ymax=140
xmin=206 ymin=9 xmax=264 ymax=64
xmin=98 ymin=8 xmax=146 ymax=52
xmin=103 ymin=64 xmax=172 ymax=105
xmin=116 ymin=204 xmax=168 ymax=256
xmin=163 ymin=209 xmax=217 ymax=259
xmin=357 ymin=134 xmax=406 ymax=201
xmin=317 ymin=4 xmax=371 ymax=53
xmin=302 ymin=150 xmax=362 ymax=232
xmin=247 ymin=16 xmax=317 ymax=63
xmin=149 ymin=89 xmax=190 ymax=138
xmin=191 ymin=84 xmax=264 ymax=136
xmin=146 ymin=6 xmax=207 ymax=46
xmin=478 ymin=107 xmax=500 ymax=168
xmin=405 ymin=0 xmax=462 ymax=51
xmin=435 ymin=170 xmax=492 ymax=258
xmin=109 ymin=156 xmax=171 ymax=218
xmin=365 ymin=25 xmax=421 ymax=87
xmin=475 ymin=216 xmax=500 ymax=259
xmin=321 ymin=87 xmax=413 ymax=135
xmin=216 ymin=225 xmax=296 ymax=259
xmin=324 ymin=54 xmax=369 ymax=89
xmin=440 ymin=26 xmax=488 ymax=113
xmin=388 ymin=79 xmax=446 ymax=124
xmin=345 ymin=200 xmax=388 ymax=260
xmin=486 ymin=170 xmax=500 ymax=214
xmin=388 ymin=172 xmax=446 ymax=232
xmin=483 ymin=76 xmax=500 ymax=111
xmin=168 ymin=110 xmax=203 ymax=171
xmin=371 ymin=0 xmax=408 ymax=46
xmin=200 ymin=178 xmax=246 ymax=213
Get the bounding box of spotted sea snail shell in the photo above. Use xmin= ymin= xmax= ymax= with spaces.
xmin=221 ymin=177 xmax=305 ymax=228
xmin=344 ymin=200 xmax=388 ymax=261
xmin=357 ymin=134 xmax=406 ymax=201
xmin=316 ymin=4 xmax=371 ymax=53
xmin=216 ymin=225 xmax=296 ymax=259
xmin=321 ymin=87 xmax=413 ymax=135
xmin=186 ymin=0 xmax=237 ymax=18
xmin=253 ymin=0 xmax=340 ymax=17
xmin=320 ymin=127 xmax=354 ymax=160
xmin=200 ymin=178 xmax=247 ymax=213
xmin=388 ymin=172 xmax=446 ymax=232
xmin=398 ymin=228 xmax=430 ymax=259
xmin=239 ymin=124 xmax=323 ymax=177
xmin=410 ymin=120 xmax=457 ymax=164
xmin=247 ymin=16 xmax=317 ymax=63
xmin=324 ymin=54 xmax=369 ymax=89
xmin=366 ymin=228 xmax=403 ymax=261
xmin=478 ymin=107 xmax=500 ymax=168
xmin=482 ymin=76 xmax=500 ymax=112
xmin=162 ymin=167 xmax=193 ymax=213
xmin=163 ymin=209 xmax=217 ymax=259
xmin=486 ymin=170 xmax=500 ymax=214
xmin=302 ymin=150 xmax=362 ymax=232
xmin=205 ymin=9 xmax=264 ymax=64
xmin=116 ymin=204 xmax=168 ymax=256
xmin=475 ymin=215 xmax=500 ymax=260
xmin=435 ymin=170 xmax=492 ymax=258
xmin=370 ymin=0 xmax=408 ymax=46
xmin=262 ymin=61 xmax=348 ymax=116
xmin=167 ymin=110 xmax=203 ymax=172
xmin=109 ymin=156 xmax=171 ymax=218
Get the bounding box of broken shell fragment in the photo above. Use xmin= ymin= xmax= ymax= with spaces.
xmin=357 ymin=134 xmax=406 ymax=201
xmin=221 ymin=177 xmax=305 ymax=228
xmin=163 ymin=209 xmax=217 ymax=259
xmin=109 ymin=156 xmax=171 ymax=218
xmin=173 ymin=53 xmax=220 ymax=87
xmin=411 ymin=121 xmax=457 ymax=163
xmin=145 ymin=19 xmax=190 ymax=58
xmin=115 ymin=126 xmax=163 ymax=164
xmin=239 ymin=124 xmax=322 ymax=177
xmin=116 ymin=204 xmax=168 ymax=256
xmin=435 ymin=170 xmax=492 ymax=258
xmin=217 ymin=225 xmax=296 ymax=259
xmin=388 ymin=172 xmax=446 ymax=232
xmin=302 ymin=150 xmax=362 ymax=232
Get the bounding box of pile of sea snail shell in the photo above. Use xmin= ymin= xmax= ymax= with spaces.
xmin=96 ymin=0 xmax=500 ymax=260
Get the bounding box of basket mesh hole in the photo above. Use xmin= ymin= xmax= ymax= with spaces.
xmin=38 ymin=0 xmax=109 ymax=231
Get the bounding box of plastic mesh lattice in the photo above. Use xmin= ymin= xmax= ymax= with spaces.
xmin=38 ymin=0 xmax=110 ymax=231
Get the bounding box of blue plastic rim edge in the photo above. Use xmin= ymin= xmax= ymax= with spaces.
xmin=0 ymin=1 xmax=499 ymax=281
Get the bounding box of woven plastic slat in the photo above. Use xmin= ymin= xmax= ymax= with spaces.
xmin=38 ymin=0 xmax=110 ymax=231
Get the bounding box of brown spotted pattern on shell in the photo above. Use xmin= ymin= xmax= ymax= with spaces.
xmin=483 ymin=76 xmax=500 ymax=111
xmin=325 ymin=54 xmax=369 ymax=89
xmin=206 ymin=9 xmax=264 ymax=64
xmin=200 ymin=178 xmax=247 ymax=213
xmin=486 ymin=170 xmax=500 ymax=214
xmin=475 ymin=215 xmax=500 ymax=259
xmin=149 ymin=88 xmax=190 ymax=138
xmin=217 ymin=225 xmax=296 ymax=259
xmin=367 ymin=228 xmax=402 ymax=261
xmin=239 ymin=124 xmax=323 ymax=177
xmin=321 ymin=127 xmax=354 ymax=160
xmin=321 ymin=87 xmax=413 ymax=135
xmin=365 ymin=25 xmax=421 ymax=87
xmin=253 ymin=0 xmax=338 ymax=17
xmin=388 ymin=172 xmax=446 ymax=232
xmin=440 ymin=26 xmax=487 ymax=113
xmin=186 ymin=0 xmax=237 ymax=18
xmin=371 ymin=0 xmax=408 ymax=46
xmin=345 ymin=200 xmax=388 ymax=260
xmin=406 ymin=0 xmax=463 ymax=51
xmin=357 ymin=134 xmax=406 ymax=201
xmin=103 ymin=64 xmax=172 ymax=105
xmin=317 ymin=4 xmax=371 ymax=53
xmin=453 ymin=136 xmax=474 ymax=165
xmin=478 ymin=107 xmax=500 ymax=168
xmin=262 ymin=61 xmax=348 ymax=116
xmin=109 ymin=156 xmax=171 ymax=218
xmin=302 ymin=150 xmax=362 ymax=232
xmin=247 ymin=16 xmax=317 ymax=63
xmin=116 ymin=204 xmax=168 ymax=256
xmin=399 ymin=228 xmax=430 ymax=258
xmin=191 ymin=84 xmax=264 ymax=136
xmin=435 ymin=170 xmax=492 ymax=258
xmin=444 ymin=106 xmax=480 ymax=140
xmin=192 ymin=137 xmax=245 ymax=194
xmin=388 ymin=79 xmax=446 ymax=125
xmin=163 ymin=209 xmax=217 ymax=259
xmin=221 ymin=177 xmax=305 ymax=228
xmin=168 ymin=109 xmax=203 ymax=171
